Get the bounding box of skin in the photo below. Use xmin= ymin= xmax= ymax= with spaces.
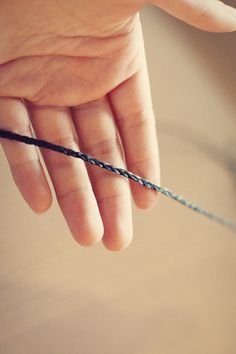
xmin=0 ymin=0 xmax=235 ymax=251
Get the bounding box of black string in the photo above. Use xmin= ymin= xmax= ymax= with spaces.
xmin=0 ymin=129 xmax=236 ymax=233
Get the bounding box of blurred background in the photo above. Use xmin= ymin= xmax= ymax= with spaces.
xmin=0 ymin=5 xmax=236 ymax=354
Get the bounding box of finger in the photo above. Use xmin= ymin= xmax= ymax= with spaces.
xmin=108 ymin=34 xmax=160 ymax=210
xmin=0 ymin=97 xmax=52 ymax=212
xmin=150 ymin=0 xmax=236 ymax=32
xmin=72 ymin=97 xmax=133 ymax=251
xmin=28 ymin=104 xmax=104 ymax=246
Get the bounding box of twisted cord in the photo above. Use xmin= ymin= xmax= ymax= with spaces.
xmin=0 ymin=129 xmax=236 ymax=233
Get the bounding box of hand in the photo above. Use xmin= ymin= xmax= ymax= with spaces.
xmin=0 ymin=0 xmax=235 ymax=251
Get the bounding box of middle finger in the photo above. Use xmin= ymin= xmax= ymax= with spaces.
xmin=72 ymin=97 xmax=133 ymax=251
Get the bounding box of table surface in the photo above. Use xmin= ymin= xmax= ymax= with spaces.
xmin=1 ymin=6 xmax=236 ymax=354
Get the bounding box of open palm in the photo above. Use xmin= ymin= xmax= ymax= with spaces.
xmin=0 ymin=0 xmax=235 ymax=250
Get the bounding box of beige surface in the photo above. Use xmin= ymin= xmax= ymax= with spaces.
xmin=1 ymin=6 xmax=236 ymax=354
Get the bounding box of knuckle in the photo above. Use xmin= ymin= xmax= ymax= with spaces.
xmin=116 ymin=107 xmax=152 ymax=128
xmin=97 ymin=192 xmax=129 ymax=204
xmin=191 ymin=4 xmax=211 ymax=25
xmin=43 ymin=136 xmax=79 ymax=168
xmin=1 ymin=122 xmax=32 ymax=136
xmin=49 ymin=136 xmax=78 ymax=148
xmin=57 ymin=186 xmax=92 ymax=201
xmin=83 ymin=137 xmax=119 ymax=158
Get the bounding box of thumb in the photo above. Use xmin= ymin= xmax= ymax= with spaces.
xmin=149 ymin=0 xmax=236 ymax=32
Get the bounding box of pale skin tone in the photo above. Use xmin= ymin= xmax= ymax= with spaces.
xmin=0 ymin=0 xmax=235 ymax=251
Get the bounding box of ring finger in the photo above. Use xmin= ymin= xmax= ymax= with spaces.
xmin=28 ymin=103 xmax=104 ymax=246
